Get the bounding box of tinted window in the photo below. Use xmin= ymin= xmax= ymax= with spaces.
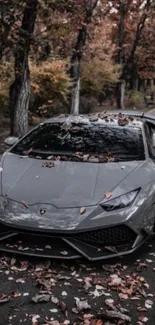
xmin=11 ymin=122 xmax=145 ymax=161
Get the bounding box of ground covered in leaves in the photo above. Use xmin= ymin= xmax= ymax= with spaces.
xmin=0 ymin=239 xmax=155 ymax=325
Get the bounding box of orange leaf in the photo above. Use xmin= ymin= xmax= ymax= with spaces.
xmin=80 ymin=207 xmax=86 ymax=214
xmin=105 ymin=192 xmax=112 ymax=199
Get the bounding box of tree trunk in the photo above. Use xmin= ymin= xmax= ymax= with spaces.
xmin=70 ymin=58 xmax=81 ymax=115
xmin=10 ymin=67 xmax=30 ymax=137
xmin=117 ymin=80 xmax=126 ymax=109
xmin=70 ymin=0 xmax=99 ymax=115
xmin=9 ymin=0 xmax=38 ymax=137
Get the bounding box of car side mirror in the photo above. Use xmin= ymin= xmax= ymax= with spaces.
xmin=4 ymin=136 xmax=19 ymax=147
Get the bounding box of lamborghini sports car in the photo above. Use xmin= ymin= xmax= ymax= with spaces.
xmin=0 ymin=111 xmax=155 ymax=261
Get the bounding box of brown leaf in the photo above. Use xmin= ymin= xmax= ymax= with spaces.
xmin=58 ymin=300 xmax=68 ymax=317
xmin=76 ymin=298 xmax=90 ymax=311
xmin=104 ymin=192 xmax=112 ymax=199
xmin=80 ymin=207 xmax=86 ymax=214
xmin=10 ymin=258 xmax=16 ymax=266
xmin=72 ymin=307 xmax=79 ymax=314
xmin=22 ymin=201 xmax=29 ymax=208
xmin=105 ymin=246 xmax=117 ymax=253
xmin=0 ymin=294 xmax=10 ymax=304
xmin=32 ymin=293 xmax=51 ymax=303
xmin=100 ymin=310 xmax=131 ymax=322
xmin=96 ymin=321 xmax=103 ymax=325
xmin=119 ymin=293 xmax=128 ymax=300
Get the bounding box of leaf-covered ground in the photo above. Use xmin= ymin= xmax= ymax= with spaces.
xmin=0 ymin=238 xmax=155 ymax=325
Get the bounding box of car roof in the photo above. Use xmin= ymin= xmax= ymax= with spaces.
xmin=43 ymin=110 xmax=146 ymax=128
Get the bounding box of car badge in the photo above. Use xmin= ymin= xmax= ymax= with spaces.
xmin=40 ymin=209 xmax=46 ymax=215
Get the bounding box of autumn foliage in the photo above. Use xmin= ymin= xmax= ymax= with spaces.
xmin=0 ymin=0 xmax=155 ymax=127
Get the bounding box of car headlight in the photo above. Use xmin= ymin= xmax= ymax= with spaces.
xmin=101 ymin=189 xmax=140 ymax=212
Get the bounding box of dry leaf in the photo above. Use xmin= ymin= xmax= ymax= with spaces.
xmin=80 ymin=207 xmax=86 ymax=214
xmin=0 ymin=294 xmax=10 ymax=304
xmin=119 ymin=293 xmax=128 ymax=300
xmin=100 ymin=310 xmax=131 ymax=322
xmin=145 ymin=300 xmax=153 ymax=309
xmin=32 ymin=293 xmax=51 ymax=303
xmin=75 ymin=298 xmax=90 ymax=311
xmin=105 ymin=192 xmax=112 ymax=199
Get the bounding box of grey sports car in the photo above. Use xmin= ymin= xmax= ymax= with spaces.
xmin=0 ymin=110 xmax=155 ymax=261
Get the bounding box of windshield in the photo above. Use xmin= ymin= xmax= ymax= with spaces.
xmin=11 ymin=122 xmax=145 ymax=162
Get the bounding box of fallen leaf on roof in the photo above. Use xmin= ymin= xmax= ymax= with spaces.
xmin=80 ymin=207 xmax=86 ymax=214
xmin=105 ymin=192 xmax=112 ymax=199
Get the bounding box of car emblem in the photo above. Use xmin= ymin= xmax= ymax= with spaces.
xmin=40 ymin=209 xmax=46 ymax=215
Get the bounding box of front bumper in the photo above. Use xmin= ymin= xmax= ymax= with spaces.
xmin=0 ymin=222 xmax=148 ymax=261
xmin=0 ymin=195 xmax=153 ymax=260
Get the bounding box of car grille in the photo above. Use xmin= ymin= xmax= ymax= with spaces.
xmin=72 ymin=225 xmax=136 ymax=246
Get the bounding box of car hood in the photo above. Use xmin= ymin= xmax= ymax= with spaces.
xmin=1 ymin=152 xmax=143 ymax=208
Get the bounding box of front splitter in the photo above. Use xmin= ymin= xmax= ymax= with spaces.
xmin=0 ymin=231 xmax=146 ymax=261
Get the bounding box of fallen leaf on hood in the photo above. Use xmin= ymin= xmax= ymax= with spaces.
xmin=32 ymin=293 xmax=51 ymax=303
xmin=22 ymin=201 xmax=29 ymax=208
xmin=105 ymin=192 xmax=112 ymax=199
xmin=75 ymin=298 xmax=90 ymax=311
xmin=80 ymin=207 xmax=86 ymax=214
xmin=61 ymin=291 xmax=67 ymax=296
xmin=145 ymin=300 xmax=153 ymax=309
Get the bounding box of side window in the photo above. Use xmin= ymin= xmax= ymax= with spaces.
xmin=144 ymin=123 xmax=154 ymax=158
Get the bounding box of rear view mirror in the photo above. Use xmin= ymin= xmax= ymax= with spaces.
xmin=4 ymin=136 xmax=19 ymax=147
